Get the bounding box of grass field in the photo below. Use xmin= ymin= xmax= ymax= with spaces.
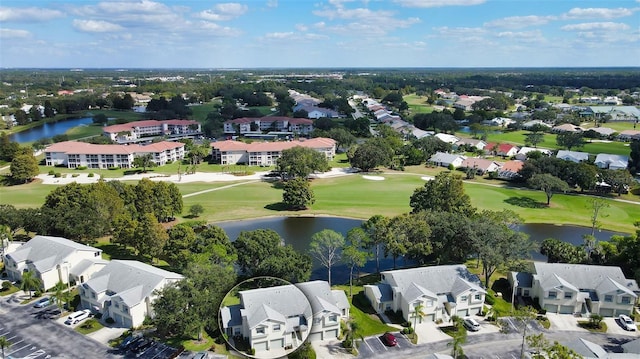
xmin=2 ymin=169 xmax=639 ymax=233
xmin=404 ymin=94 xmax=435 ymax=115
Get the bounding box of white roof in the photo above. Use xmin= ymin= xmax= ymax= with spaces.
xmin=6 ymin=235 xmax=101 ymax=273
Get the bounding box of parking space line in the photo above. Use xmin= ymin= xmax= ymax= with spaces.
xmin=0 ymin=331 xmax=10 ymax=336
xmin=363 ymin=338 xmax=374 ymax=354
xmin=376 ymin=336 xmax=388 ymax=350
xmin=7 ymin=343 xmax=30 ymax=355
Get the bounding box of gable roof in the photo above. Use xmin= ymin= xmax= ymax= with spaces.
xmin=594 ymin=153 xmax=629 ymax=166
xmin=381 ymin=265 xmax=485 ymax=299
xmin=622 ymin=338 xmax=640 ymax=354
xmin=460 ymin=158 xmax=501 ymax=171
xmin=239 ymin=284 xmax=312 ymax=329
xmin=6 ymin=235 xmax=100 ymax=273
xmin=103 ymin=119 xmax=198 ymax=134
xmin=296 ymin=281 xmax=343 ymax=316
xmin=211 ymin=137 xmax=335 ymax=153
xmin=557 ymin=150 xmax=589 ymax=162
xmin=82 ymin=260 xmax=183 ymax=307
xmin=45 ymin=141 xmax=184 ymax=155
xmin=533 ymin=263 xmax=638 ymax=296
xmin=564 ymin=338 xmax=608 ymax=358
xmin=428 ymin=152 xmax=466 ymax=165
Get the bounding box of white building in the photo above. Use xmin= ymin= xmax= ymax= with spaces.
xmin=211 ymin=137 xmax=336 ymax=167
xmin=3 ymin=236 xmax=104 ymax=290
xmin=79 ymin=260 xmax=183 ymax=327
xmin=594 ymin=154 xmax=629 ymax=170
xmin=295 ymin=281 xmax=350 ymax=342
xmin=223 ymin=117 xmax=314 ymax=135
xmin=102 ymin=119 xmax=201 ymax=143
xmin=45 ymin=141 xmax=185 ymax=169
xmin=556 ymin=150 xmax=590 ymax=163
xmin=364 ymin=265 xmax=486 ymax=324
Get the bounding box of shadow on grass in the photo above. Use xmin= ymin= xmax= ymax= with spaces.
xmin=352 ymin=292 xmax=377 ymax=315
xmin=264 ymin=202 xmax=289 ymax=211
xmin=97 ymin=244 xmax=140 ymax=261
xmin=504 ymin=196 xmax=547 ymax=209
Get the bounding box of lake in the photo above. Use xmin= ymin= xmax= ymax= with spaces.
xmin=216 ymin=216 xmax=626 ymax=284
xmin=9 ymin=117 xmax=94 ymax=143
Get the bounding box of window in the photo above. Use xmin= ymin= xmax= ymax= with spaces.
xmin=123 ymin=305 xmax=128 ymax=313
xmin=91 ymin=292 xmax=96 ymax=299
xmin=256 ymin=327 xmax=265 ymax=334
xmin=273 ymin=324 xmax=281 ymax=331
xmin=604 ymin=295 xmax=613 ymax=302
xmin=313 ymin=318 xmax=322 ymax=325
xmin=114 ymin=302 xmax=119 ymax=308
xmin=460 ymin=296 xmax=468 ymax=302
xmin=548 ymin=291 xmax=557 ymax=299
xmin=564 ymin=292 xmax=572 ymax=299
xmin=329 ymin=314 xmax=338 ymax=322
xmin=621 ymin=297 xmax=631 ymax=304
xmin=474 ymin=294 xmax=481 ymax=301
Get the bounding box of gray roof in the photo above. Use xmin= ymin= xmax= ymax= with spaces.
xmin=622 ymin=338 xmax=640 ymax=354
xmin=512 ymin=271 xmax=533 ymax=288
xmin=381 ymin=265 xmax=485 ymax=299
xmin=556 ymin=150 xmax=589 ymax=162
xmin=82 ymin=260 xmax=183 ymax=307
xmin=564 ymin=338 xmax=607 ymax=358
xmin=594 ymin=153 xmax=629 ymax=166
xmin=332 ymin=290 xmax=349 ymax=311
xmin=239 ymin=284 xmax=312 ymax=330
xmin=533 ymin=263 xmax=639 ymax=296
xmin=365 ymin=283 xmax=393 ymax=303
xmin=220 ymin=304 xmax=243 ymax=329
xmin=296 ymin=281 xmax=345 ymax=316
xmin=6 ymin=235 xmax=101 ymax=273
xmin=71 ymin=258 xmax=109 ymax=276
xmin=428 ymin=152 xmax=465 ymax=165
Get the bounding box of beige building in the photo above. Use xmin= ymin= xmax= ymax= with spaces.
xmin=211 ymin=137 xmax=336 ymax=167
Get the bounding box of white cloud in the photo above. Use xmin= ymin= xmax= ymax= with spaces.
xmin=563 ymin=7 xmax=634 ymax=20
xmin=0 ymin=6 xmax=64 ymax=22
xmin=71 ymin=0 xmax=184 ymax=27
xmin=496 ymin=30 xmax=545 ymax=43
xmin=0 ymin=28 xmax=31 ymax=39
xmin=73 ymin=19 xmax=124 ymax=33
xmin=295 ymin=24 xmax=309 ymax=32
xmin=561 ymin=22 xmax=630 ymax=31
xmin=484 ymin=15 xmax=555 ymax=29
xmin=394 ymin=0 xmax=485 ymax=8
xmin=196 ymin=3 xmax=248 ymax=21
xmin=265 ymin=31 xmax=295 ymax=39
xmin=313 ymin=7 xmax=395 ymax=21
xmin=266 ymin=0 xmax=278 ymax=8
xmin=261 ymin=31 xmax=329 ymax=41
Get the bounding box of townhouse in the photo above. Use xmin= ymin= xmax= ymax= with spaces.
xmin=44 ymin=141 xmax=185 ymax=169
xmin=364 ymin=265 xmax=486 ymax=325
xmin=594 ymin=154 xmax=629 ymax=170
xmin=3 ymin=235 xmax=105 ymax=290
xmin=210 ymin=137 xmax=336 ymax=167
xmin=220 ymin=284 xmax=313 ymax=354
xmin=295 ymin=281 xmax=350 ymax=342
xmin=102 ymin=119 xmax=201 ymax=143
xmin=509 ymin=263 xmax=639 ymax=317
xmin=556 ymin=150 xmax=590 ymax=163
xmin=78 ymin=260 xmax=183 ymax=327
xmin=428 ymin=152 xmax=466 ymax=169
xmin=223 ymin=117 xmax=314 ymax=135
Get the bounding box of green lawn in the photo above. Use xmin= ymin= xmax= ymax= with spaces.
xmin=188 ymin=102 xmax=219 ymax=123
xmin=2 ymin=170 xmax=639 ymax=233
xmin=75 ymin=318 xmax=104 ymax=335
xmin=64 ymin=123 xmax=105 ymax=140
xmin=404 ymin=94 xmax=435 ymax=114
xmin=333 ymin=285 xmax=396 ymax=337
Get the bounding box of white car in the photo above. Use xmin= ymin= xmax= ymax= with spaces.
xmin=64 ymin=309 xmax=91 ymax=325
xmin=463 ymin=317 xmax=480 ymax=331
xmin=618 ymin=314 xmax=637 ymax=331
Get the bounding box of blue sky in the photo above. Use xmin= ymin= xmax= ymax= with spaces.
xmin=1 ymin=0 xmax=639 ymax=68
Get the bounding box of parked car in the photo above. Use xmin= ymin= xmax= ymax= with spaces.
xmin=64 ymin=309 xmax=91 ymax=325
xmin=192 ymin=352 xmax=209 ymax=359
xmin=463 ymin=317 xmax=481 ymax=331
xmin=131 ymin=338 xmax=153 ymax=355
xmin=33 ymin=297 xmax=51 ymax=308
xmin=618 ymin=314 xmax=637 ymax=331
xmin=381 ymin=332 xmax=397 ymax=346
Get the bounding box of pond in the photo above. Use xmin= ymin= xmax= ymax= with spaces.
xmin=9 ymin=117 xmax=94 ymax=143
xmin=216 ymin=216 xmax=626 ymax=284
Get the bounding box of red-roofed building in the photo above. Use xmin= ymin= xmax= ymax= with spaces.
xmin=223 ymin=117 xmax=313 ymax=135
xmin=485 ymin=143 xmax=519 ymax=157
xmin=498 ymin=160 xmax=524 ymax=180
xmin=211 ymin=138 xmax=336 ymax=166
xmin=45 ymin=141 xmax=185 ymax=168
xmin=102 ymin=119 xmax=201 ymax=143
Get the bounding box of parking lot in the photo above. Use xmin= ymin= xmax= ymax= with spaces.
xmin=0 ymin=319 xmax=51 ymax=359
xmin=357 ymin=331 xmax=412 ymax=357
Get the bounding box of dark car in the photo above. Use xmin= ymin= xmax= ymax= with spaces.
xmin=130 ymin=338 xmax=151 ymax=353
xmin=381 ymin=332 xmax=397 ymax=346
xmin=33 ymin=297 xmax=51 ymax=308
xmin=119 ymin=335 xmax=140 ymax=350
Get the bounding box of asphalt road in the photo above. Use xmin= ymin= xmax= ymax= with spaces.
xmin=0 ymin=293 xmax=121 ymax=359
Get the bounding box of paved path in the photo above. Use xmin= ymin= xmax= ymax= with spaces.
xmin=182 ymin=180 xmax=260 ymax=198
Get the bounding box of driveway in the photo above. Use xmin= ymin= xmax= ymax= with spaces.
xmin=604 ymin=317 xmax=640 ymax=336
xmin=414 ymin=322 xmax=451 ymax=344
xmin=311 ymin=339 xmax=353 ymax=359
xmin=545 ymin=313 xmax=588 ymax=332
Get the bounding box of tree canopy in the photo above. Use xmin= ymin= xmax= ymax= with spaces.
xmin=410 ymin=171 xmax=475 ymax=216
xmin=276 ymin=146 xmax=330 ymax=180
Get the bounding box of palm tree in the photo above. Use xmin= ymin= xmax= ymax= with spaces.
xmin=20 ymin=271 xmax=42 ymax=299
xmin=50 ymin=281 xmax=66 ymax=309
xmin=411 ymin=303 xmax=425 ymax=329
xmin=342 ymin=320 xmax=364 ymax=351
xmin=448 ymin=316 xmax=467 ymax=359
xmin=0 ymin=336 xmax=11 ymax=359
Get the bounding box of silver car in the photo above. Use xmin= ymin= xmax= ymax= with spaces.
xmin=619 ymin=314 xmax=636 ymax=331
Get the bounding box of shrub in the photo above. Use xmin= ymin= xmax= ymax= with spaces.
xmin=485 ymin=294 xmax=496 ymax=305
xmin=76 ymin=166 xmax=87 ymax=170
xmin=54 ymin=172 xmax=62 ymax=178
xmin=88 ymin=173 xmax=95 ymax=177
xmin=1 ymin=281 xmax=11 ymax=291
xmin=105 ymin=317 xmax=115 ymax=324
xmin=108 ymin=167 xmax=119 ymax=170
xmin=72 ymin=174 xmax=79 ymax=178
xmin=48 ymin=170 xmax=55 ymax=175
xmin=537 ymin=308 xmax=547 ymax=315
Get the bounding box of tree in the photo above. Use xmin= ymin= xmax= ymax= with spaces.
xmin=10 ymin=154 xmax=39 ymax=183
xmin=628 ymin=140 xmax=640 ymax=175
xmin=20 ymin=271 xmax=42 ymax=298
xmin=282 ymin=177 xmax=315 ymax=210
xmin=556 ymin=132 xmax=584 ymax=150
xmin=410 ymin=171 xmax=475 ymax=216
xmin=524 ymin=132 xmax=544 ymax=148
xmin=132 ymin=153 xmax=156 ymax=172
xmin=540 ymin=238 xmax=585 ymax=264
xmin=309 ymin=229 xmax=345 ymax=286
xmin=528 ymin=173 xmax=570 ymax=205
xmin=276 ymin=146 xmax=330 ymax=180
xmin=342 ymin=319 xmax=364 ymax=351
xmin=514 ymin=306 xmax=538 ymax=359
xmin=0 ymin=336 xmax=11 ymax=359
xmin=361 ymin=215 xmax=392 ymax=273
xmin=164 ymin=223 xmax=197 ymax=270
xmin=154 ymin=262 xmax=236 ymax=341
xmin=411 ymin=303 xmax=425 ymax=329
xmin=134 ymin=213 xmax=169 ymax=261
xmin=526 ymin=333 xmax=548 ymax=359
xmin=349 ymin=138 xmax=394 ymax=172
xmin=328 ymin=127 xmax=356 ymax=152
xmin=448 ymin=316 xmax=467 ymax=359
xmin=600 ymin=169 xmax=634 ymax=196
xmin=92 ymin=113 xmax=108 ymax=125
xmin=545 ymin=341 xmax=583 ymax=359
xmin=188 ymin=204 xmax=204 ymax=218
xmin=472 ymin=210 xmax=533 ymax=287
xmin=342 ymin=228 xmax=370 ymax=298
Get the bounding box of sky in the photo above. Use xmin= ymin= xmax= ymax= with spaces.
xmin=0 ymin=0 xmax=639 ymax=69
